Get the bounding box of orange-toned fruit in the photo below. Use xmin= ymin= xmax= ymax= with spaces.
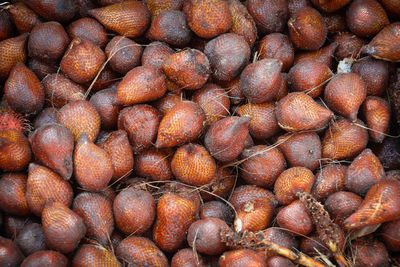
xmin=105 ymin=36 xmax=142 ymax=74
xmin=29 ymin=123 xmax=74 ymax=180
xmin=324 ymin=73 xmax=367 ymax=121
xmin=277 ymin=132 xmax=321 ymax=171
xmin=200 ymin=167 xmax=236 ymax=201
xmin=310 ymin=0 xmax=351 ymax=12
xmin=324 ymin=191 xmax=362 ymax=228
xmin=276 ymin=92 xmax=333 ymax=132
xmin=352 ymin=57 xmax=389 ymax=96
xmin=257 ymin=33 xmax=294 ymax=71
xmin=116 ymin=66 xmax=167 ymax=105
xmin=118 ymin=104 xmax=160 ymax=152
xmin=20 ymin=250 xmax=67 ymax=267
xmin=141 ymin=41 xmax=174 ymax=71
xmin=162 ymin=49 xmax=211 ymax=90
xmin=234 ymin=198 xmax=274 ymax=232
xmin=344 ymin=180 xmax=400 ymax=230
xmin=158 ymin=182 xmax=202 ymax=214
xmin=204 ymin=116 xmax=250 ymax=162
xmin=246 ymin=0 xmax=288 ymax=35
xmin=7 ymin=2 xmax=42 ymax=34
xmin=362 ymin=23 xmax=400 ymax=62
xmin=57 ymin=100 xmax=101 ymax=142
xmin=240 ymin=58 xmax=282 ymax=103
xmin=0 ymin=173 xmax=29 ymax=216
xmin=171 ymin=143 xmax=216 ymax=186
xmin=0 ymin=237 xmax=24 ymax=267
xmin=322 ymin=118 xmax=368 ymax=161
xmin=171 ymin=248 xmax=206 ymax=267
xmin=73 ymin=192 xmax=114 ymax=246
xmin=155 ymin=93 xmax=182 ymax=116
xmin=204 ymin=33 xmax=250 ymax=81
xmin=153 ymin=193 xmax=196 ymax=252
xmin=0 ymin=129 xmax=31 ymax=172
xmin=294 ymin=42 xmax=338 ymax=67
xmin=42 ymin=73 xmax=85 ymax=109
xmin=73 ymin=245 xmax=121 ymax=267
xmin=42 ymin=202 xmax=86 ymax=254
xmin=101 ymin=130 xmax=133 ymax=182
xmin=346 ymin=0 xmax=389 ymax=38
xmin=288 ymin=59 xmax=333 ymax=98
xmin=276 ymin=200 xmax=313 ymax=236
xmin=89 ymin=88 xmax=122 ymax=130
xmin=26 ymin=163 xmax=73 ymax=217
xmin=288 ymin=7 xmax=327 ymax=51
xmin=147 ymin=0 xmax=185 ymax=16
xmin=362 ymin=96 xmax=391 ymax=143
xmin=186 ymin=0 xmax=232 ymax=39
xmin=274 ymin=167 xmax=315 ymax=205
xmin=60 ymin=38 xmax=106 ymax=84
xmin=227 ymin=0 xmax=257 ymax=47
xmin=89 ymin=1 xmax=151 ymax=38
xmin=240 ymin=145 xmax=286 ymax=188
xmin=68 ymin=17 xmax=108 ymax=48
xmin=21 ymin=0 xmax=75 ymax=23
xmin=116 ymin=236 xmax=168 ymax=267
xmin=28 ymin=21 xmax=69 ymax=63
xmin=4 ymin=62 xmax=44 ymax=114
xmin=219 ymin=249 xmax=267 ymax=267
xmin=0 ymin=108 xmax=28 ymax=133
xmin=311 ymin=164 xmax=347 ymax=201
xmin=74 ymin=133 xmax=113 ymax=191
xmin=230 ymin=185 xmax=278 ymax=208
xmin=113 ymin=187 xmax=155 ymax=235
xmin=0 ymin=34 xmax=28 ymax=80
xmin=345 ymin=148 xmax=385 ymax=196
xmin=155 ymin=101 xmax=205 ymax=148
xmin=134 ymin=149 xmax=172 ymax=181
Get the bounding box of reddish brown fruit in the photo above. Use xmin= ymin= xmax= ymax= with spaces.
xmin=322 ymin=118 xmax=368 ymax=161
xmin=7 ymin=2 xmax=41 ymax=34
xmin=57 ymin=100 xmax=101 ymax=142
xmin=42 ymin=202 xmax=86 ymax=254
xmin=118 ymin=105 xmax=160 ymax=152
xmin=68 ymin=17 xmax=108 ymax=48
xmin=288 ymin=7 xmax=327 ymax=51
xmin=350 ymin=236 xmax=389 ymax=267
xmin=380 ymin=219 xmax=400 ymax=251
xmin=363 ymin=96 xmax=391 ymax=143
xmin=186 ymin=0 xmax=232 ymax=39
xmin=230 ymin=185 xmax=278 ymax=208
xmin=134 ymin=149 xmax=172 ymax=181
xmin=323 ymin=12 xmax=347 ymax=34
xmin=4 ymin=62 xmax=44 ymax=114
xmin=204 ymin=33 xmax=250 ymax=81
xmin=0 ymin=173 xmax=29 ymax=216
xmin=0 ymin=129 xmax=31 ymax=171
xmin=4 ymin=215 xmax=35 ymax=239
xmin=200 ymin=167 xmax=236 ymax=201
xmin=33 ymin=108 xmax=58 ymax=129
xmin=89 ymin=88 xmax=122 ymax=130
xmin=158 ymin=182 xmax=202 ymax=214
xmin=171 ymin=248 xmax=206 ymax=267
xmin=324 ymin=73 xmax=367 ymax=120
xmin=21 ymin=0 xmax=75 ymax=23
xmin=240 ymin=145 xmax=286 ymax=188
xmin=346 ymin=0 xmax=389 ymax=38
xmin=325 ymin=191 xmax=362 ymax=228
xmin=141 ymin=41 xmax=174 ymax=71
xmin=105 ymin=36 xmax=142 ymax=75
xmin=380 ymin=0 xmax=400 ymax=19
xmin=73 ymin=192 xmax=114 ymax=246
xmin=155 ymin=93 xmax=182 ymax=116
xmin=113 ymin=187 xmax=155 ymax=235
xmin=146 ymin=10 xmax=191 ymax=47
xmin=294 ymin=42 xmax=338 ymax=67
xmin=277 ymin=132 xmax=321 ymax=171
xmin=200 ymin=201 xmax=234 ymax=223
xmin=0 ymin=237 xmax=24 ymax=267
xmin=162 ymin=49 xmax=211 ymax=90
xmin=0 ymin=108 xmax=28 ymax=133
xmin=0 ymin=34 xmax=28 ymax=80
xmin=74 ymin=134 xmax=113 ymax=191
xmin=84 ymin=66 xmax=120 ymax=93
xmin=345 ymin=149 xmax=385 ymax=195
xmin=234 ymin=198 xmax=274 ymax=232
xmin=29 ymin=124 xmax=74 ymax=180
xmin=219 ymin=249 xmax=267 ymax=267
xmin=73 ymin=245 xmax=121 ymax=267
xmin=155 ymin=101 xmax=205 ymax=148
xmin=153 ymin=193 xmax=196 ymax=252
xmin=267 ymin=256 xmax=296 ymax=267
xmin=352 ymin=57 xmax=389 ymax=96
xmin=257 ymin=33 xmax=294 ymax=72
xmin=192 ymin=83 xmax=230 ymax=126
xmin=274 ymin=167 xmax=315 ymax=205
xmin=172 ymin=143 xmax=216 ymax=186
xmin=344 ymin=180 xmax=400 ymax=230
xmin=0 ymin=10 xmax=14 ymax=41
xmin=310 ymin=0 xmax=351 ymax=12
xmin=42 ymin=73 xmax=85 ymax=109
xmin=299 ymin=233 xmax=331 ymax=257
xmin=227 ymin=0 xmax=257 ymax=47
xmin=276 ymin=200 xmax=313 ymax=236
xmin=89 ymin=1 xmax=150 ymax=37
xmin=333 ymin=32 xmax=366 ymax=60
xmin=276 ymin=92 xmax=333 ymax=132
xmin=236 ymin=102 xmax=279 ymax=140
xmin=372 ymin=137 xmax=400 ymax=171
xmin=240 ymin=59 xmax=282 ymax=103
xmin=28 ymin=21 xmax=69 ymax=63
xmin=205 ymin=116 xmax=250 ymax=162
xmin=27 ymin=58 xmax=57 ymax=80
xmin=246 ymin=0 xmax=288 ymax=35
xmin=288 ymin=59 xmax=333 ymax=98
xmin=147 ymin=0 xmax=185 ymax=16
xmin=16 ymin=223 xmax=46 ymax=256
xmin=116 ymin=236 xmax=168 ymax=267
xmin=116 ymin=66 xmax=167 ymax=105
xmin=26 ymin=163 xmax=73 ymax=216
xmin=311 ymin=164 xmax=347 ymax=201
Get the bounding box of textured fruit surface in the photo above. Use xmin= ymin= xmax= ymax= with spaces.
xmin=73 ymin=245 xmax=121 ymax=267
xmin=0 ymin=129 xmax=31 ymax=172
xmin=89 ymin=88 xmax=122 ymax=130
xmin=105 ymin=35 xmax=142 ymax=74
xmin=16 ymin=222 xmax=46 ymax=256
xmin=219 ymin=249 xmax=267 ymax=267
xmin=22 ymin=0 xmax=75 ymax=23
xmin=68 ymin=17 xmax=108 ymax=48
xmin=7 ymin=2 xmax=41 ymax=34
xmin=352 ymin=57 xmax=389 ymax=96
xmin=246 ymin=0 xmax=288 ymax=35
xmin=0 ymin=34 xmax=28 ymax=79
xmin=0 ymin=237 xmax=24 ymax=267
xmin=171 ymin=248 xmax=206 ymax=267
xmin=294 ymin=42 xmax=338 ymax=67
xmin=20 ymin=250 xmax=67 ymax=267
xmin=258 ymin=33 xmax=294 ymax=71
xmin=310 ymin=0 xmax=351 ymax=12
xmin=234 ymin=198 xmax=274 ymax=232
xmin=0 ymin=173 xmax=29 ymax=216
xmin=277 ymin=200 xmax=313 ymax=236
xmin=227 ymin=0 xmax=257 ymax=47
xmin=134 ymin=149 xmax=172 ymax=181
xmin=325 ymin=191 xmax=362 ymax=228
xmin=312 ymin=164 xmax=346 ymax=201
